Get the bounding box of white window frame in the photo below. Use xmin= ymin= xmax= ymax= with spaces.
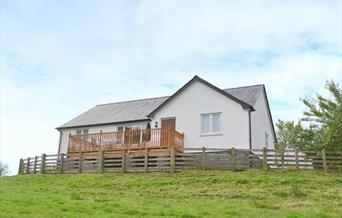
xmin=76 ymin=129 xmax=89 ymax=135
xmin=200 ymin=112 xmax=222 ymax=136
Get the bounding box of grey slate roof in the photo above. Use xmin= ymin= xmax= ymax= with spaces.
xmin=224 ymin=85 xmax=263 ymax=107
xmin=57 ymin=85 xmax=264 ymax=129
xmin=57 ymin=97 xmax=169 ymax=129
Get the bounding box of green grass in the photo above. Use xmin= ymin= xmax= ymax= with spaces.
xmin=1 ymin=170 xmax=342 ymax=218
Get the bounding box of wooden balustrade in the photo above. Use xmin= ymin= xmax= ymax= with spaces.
xmin=67 ymin=128 xmax=184 ymax=153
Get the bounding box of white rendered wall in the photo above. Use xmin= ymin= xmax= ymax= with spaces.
xmin=151 ymin=80 xmax=250 ymax=149
xmin=251 ymin=90 xmax=275 ymax=149
xmin=58 ymin=121 xmax=148 ymax=154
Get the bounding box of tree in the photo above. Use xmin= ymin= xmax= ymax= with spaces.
xmin=302 ymin=80 xmax=342 ymax=150
xmin=0 ymin=161 xmax=9 ymax=176
xmin=275 ymin=120 xmax=307 ymax=151
xmin=275 ymin=80 xmax=342 ymax=151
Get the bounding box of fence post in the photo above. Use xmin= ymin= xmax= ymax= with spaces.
xmin=262 ymin=147 xmax=268 ymax=169
xmin=78 ymin=152 xmax=83 ymax=173
xmin=122 ymin=150 xmax=126 ymax=172
xmin=231 ymin=147 xmax=236 ymax=171
xmin=41 ymin=154 xmax=46 ymax=174
xmin=18 ymin=159 xmax=24 ymax=175
xmin=59 ymin=153 xmax=64 ymax=174
xmin=202 ymin=147 xmax=206 ymax=170
xmin=248 ymin=149 xmax=252 ymax=169
xmin=98 ymin=150 xmax=104 ymax=173
xmin=170 ymin=147 xmax=175 ymax=173
xmin=144 ymin=148 xmax=148 ymax=173
xmin=33 ymin=156 xmax=38 ymax=174
xmin=322 ymin=149 xmax=327 ymax=173
xmin=26 ymin=157 xmax=30 ymax=174
xmin=295 ymin=149 xmax=299 ymax=170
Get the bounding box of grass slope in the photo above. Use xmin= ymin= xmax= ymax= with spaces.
xmin=1 ymin=170 xmax=342 ymax=218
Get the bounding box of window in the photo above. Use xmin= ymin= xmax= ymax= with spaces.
xmin=200 ymin=113 xmax=221 ymax=135
xmin=76 ymin=129 xmax=89 ymax=135
xmin=201 ymin=114 xmax=210 ymax=134
xmin=265 ymin=132 xmax=269 ymax=148
xmin=212 ymin=113 xmax=221 ymax=132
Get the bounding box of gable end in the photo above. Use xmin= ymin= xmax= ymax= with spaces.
xmin=148 ymin=75 xmax=254 ymax=117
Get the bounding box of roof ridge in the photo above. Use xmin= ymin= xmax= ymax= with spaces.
xmin=223 ymin=84 xmax=264 ymax=90
xmin=96 ymin=96 xmax=170 ymax=106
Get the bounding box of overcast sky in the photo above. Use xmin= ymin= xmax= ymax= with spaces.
xmin=1 ymin=0 xmax=341 ymax=175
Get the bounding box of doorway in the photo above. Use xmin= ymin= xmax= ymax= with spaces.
xmin=161 ymin=118 xmax=176 ymax=146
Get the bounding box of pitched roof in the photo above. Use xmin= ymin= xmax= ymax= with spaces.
xmin=224 ymin=84 xmax=264 ymax=107
xmin=57 ymin=77 xmax=264 ymax=129
xmin=57 ymin=96 xmax=168 ymax=129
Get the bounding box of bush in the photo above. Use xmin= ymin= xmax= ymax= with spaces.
xmin=0 ymin=161 xmax=9 ymax=176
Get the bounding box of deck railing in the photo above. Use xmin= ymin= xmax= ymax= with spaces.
xmin=67 ymin=128 xmax=184 ymax=153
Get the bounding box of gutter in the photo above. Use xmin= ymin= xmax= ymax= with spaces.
xmin=56 ymin=118 xmax=151 ymax=130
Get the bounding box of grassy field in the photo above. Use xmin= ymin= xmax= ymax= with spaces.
xmin=1 ymin=170 xmax=342 ymax=218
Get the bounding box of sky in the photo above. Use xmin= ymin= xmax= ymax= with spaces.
xmin=1 ymin=0 xmax=341 ymax=175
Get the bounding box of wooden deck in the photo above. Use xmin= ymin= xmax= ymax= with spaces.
xmin=67 ymin=128 xmax=184 ymax=154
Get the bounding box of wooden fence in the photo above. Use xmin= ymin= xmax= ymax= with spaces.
xmin=18 ymin=148 xmax=342 ymax=175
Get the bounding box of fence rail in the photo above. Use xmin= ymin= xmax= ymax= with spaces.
xmin=18 ymin=148 xmax=342 ymax=174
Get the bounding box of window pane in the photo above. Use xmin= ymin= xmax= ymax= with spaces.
xmin=212 ymin=114 xmax=221 ymax=132
xmin=76 ymin=130 xmax=82 ymax=135
xmin=83 ymin=129 xmax=89 ymax=135
xmin=201 ymin=115 xmax=210 ymax=134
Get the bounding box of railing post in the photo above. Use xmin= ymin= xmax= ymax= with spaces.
xmin=26 ymin=157 xmax=31 ymax=174
xmin=122 ymin=150 xmax=126 ymax=173
xmin=33 ymin=156 xmax=38 ymax=174
xmin=78 ymin=152 xmax=83 ymax=173
xmin=322 ymin=149 xmax=327 ymax=173
xmin=170 ymin=147 xmax=175 ymax=173
xmin=59 ymin=153 xmax=64 ymax=174
xmin=99 ymin=130 xmax=103 ymax=147
xmin=68 ymin=133 xmax=72 ymax=153
xmin=140 ymin=129 xmax=143 ymax=144
xmin=231 ymin=147 xmax=236 ymax=171
xmin=295 ymin=149 xmax=299 ymax=170
xmin=202 ymin=147 xmax=206 ymax=170
xmin=41 ymin=154 xmax=46 ymax=174
xmin=263 ymin=147 xmax=268 ymax=169
xmin=18 ymin=158 xmax=24 ymax=175
xmin=144 ymin=148 xmax=148 ymax=173
xmin=98 ymin=150 xmax=104 ymax=173
xmin=122 ymin=128 xmax=125 ymax=144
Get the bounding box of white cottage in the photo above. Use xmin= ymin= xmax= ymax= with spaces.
xmin=57 ymin=76 xmax=276 ymax=154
